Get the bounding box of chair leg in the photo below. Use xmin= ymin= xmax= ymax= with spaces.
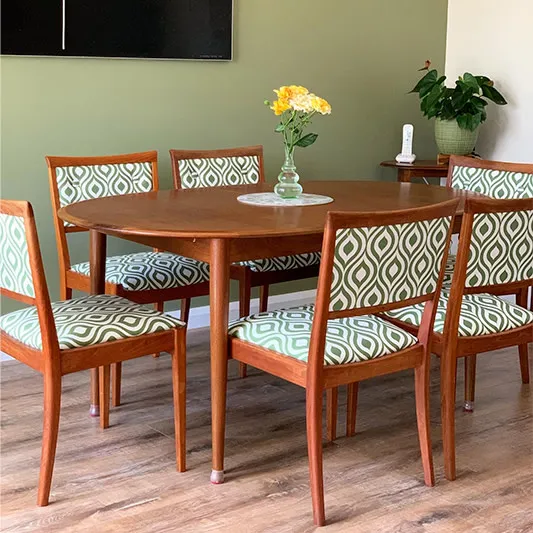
xmin=326 ymin=388 xmax=338 ymax=442
xmin=517 ymin=289 xmax=530 ymax=384
xmin=180 ymin=298 xmax=191 ymax=325
xmin=99 ymin=366 xmax=111 ymax=430
xmin=238 ymin=276 xmax=252 ymax=379
xmin=112 ymin=363 xmax=122 ymax=408
xmin=37 ymin=369 xmax=62 ymax=506
xmin=441 ymin=350 xmax=458 ymax=481
xmin=346 ymin=382 xmax=359 ymax=438
xmin=172 ymin=329 xmax=187 ymax=472
xmin=463 ymin=355 xmax=476 ymax=412
xmin=306 ymin=387 xmax=326 ymax=527
xmin=60 ymin=282 xmax=72 ymax=301
xmin=152 ymin=302 xmax=165 ymax=358
xmin=259 ymin=284 xmax=269 ymax=313
xmin=414 ymin=360 xmax=435 ymax=487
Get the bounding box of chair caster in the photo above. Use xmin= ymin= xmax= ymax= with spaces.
xmin=463 ymin=401 xmax=474 ymax=412
xmin=210 ymin=469 xmax=225 ymax=484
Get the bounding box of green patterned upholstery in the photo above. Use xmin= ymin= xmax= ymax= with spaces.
xmin=178 ymin=156 xmax=260 ymax=189
xmin=0 ymin=294 xmax=184 ymax=350
xmin=386 ymin=290 xmax=533 ymax=337
xmin=330 ymin=217 xmax=452 ymax=311
xmin=238 ymin=252 xmax=321 ymax=273
xmin=451 ymin=166 xmax=533 ymax=199
xmin=466 ymin=210 xmax=533 ymax=287
xmin=228 ymin=305 xmax=417 ymax=365
xmin=0 ymin=213 xmax=35 ymax=298
xmin=56 ymin=162 xmax=154 ymax=226
xmin=70 ymin=251 xmax=209 ymax=291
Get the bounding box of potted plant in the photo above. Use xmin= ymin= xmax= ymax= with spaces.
xmin=410 ymin=60 xmax=507 ymax=155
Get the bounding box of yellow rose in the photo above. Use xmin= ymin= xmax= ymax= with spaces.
xmin=289 ymin=85 xmax=309 ymax=96
xmin=270 ymin=99 xmax=291 ymax=115
xmin=274 ymin=86 xmax=294 ymax=100
xmin=311 ymin=96 xmax=332 ymax=115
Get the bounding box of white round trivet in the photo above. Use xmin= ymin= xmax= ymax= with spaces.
xmin=237 ymin=192 xmax=334 ymax=207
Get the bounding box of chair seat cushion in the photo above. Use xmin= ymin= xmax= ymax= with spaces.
xmin=71 ymin=251 xmax=209 ymax=291
xmin=0 ymin=295 xmax=184 ymax=350
xmin=385 ymin=291 xmax=533 ymax=337
xmin=237 ymin=252 xmax=321 ymax=273
xmin=228 ymin=304 xmax=417 ymax=365
xmin=443 ymin=254 xmax=456 ymax=287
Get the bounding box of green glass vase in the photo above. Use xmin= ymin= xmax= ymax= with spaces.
xmin=274 ymin=147 xmax=303 ymax=199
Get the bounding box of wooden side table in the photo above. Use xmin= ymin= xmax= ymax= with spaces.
xmin=381 ymin=160 xmax=449 ymax=183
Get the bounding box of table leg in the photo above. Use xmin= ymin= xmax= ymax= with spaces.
xmin=209 ymin=238 xmax=230 ymax=484
xmin=89 ymin=230 xmax=106 ymax=418
xmin=397 ymin=169 xmax=412 ymax=183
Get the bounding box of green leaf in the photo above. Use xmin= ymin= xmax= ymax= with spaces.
xmin=481 ymin=84 xmax=507 ymax=105
xmin=462 ymin=72 xmax=480 ymax=91
xmin=275 ymin=124 xmax=286 ymax=133
xmin=410 ymin=69 xmax=438 ymax=93
xmin=456 ymin=114 xmax=472 ymax=130
xmin=295 ymin=133 xmax=318 ymax=148
xmin=475 ymin=76 xmax=491 ymax=86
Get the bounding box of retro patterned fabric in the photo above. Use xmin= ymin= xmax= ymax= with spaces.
xmin=238 ymin=252 xmax=321 ymax=273
xmin=329 ymin=217 xmax=452 ymax=311
xmin=70 ymin=251 xmax=210 ymax=291
xmin=228 ymin=304 xmax=417 ymax=365
xmin=55 ymin=162 xmax=154 ymax=226
xmin=386 ymin=291 xmax=533 ymax=336
xmin=177 ymin=156 xmax=260 ymax=189
xmin=0 ymin=294 xmax=184 ymax=350
xmin=0 ymin=213 xmax=35 ymax=298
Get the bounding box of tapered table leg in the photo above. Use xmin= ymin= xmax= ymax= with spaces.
xmin=89 ymin=230 xmax=106 ymax=418
xmin=209 ymin=238 xmax=230 ymax=484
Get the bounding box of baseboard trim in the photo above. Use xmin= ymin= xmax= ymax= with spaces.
xmin=0 ymin=290 xmax=317 ymax=362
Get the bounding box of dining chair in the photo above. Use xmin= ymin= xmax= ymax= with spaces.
xmin=226 ymin=199 xmax=458 ymax=526
xmin=444 ymin=156 xmax=533 ymax=410
xmin=385 ymin=196 xmax=533 ymax=480
xmin=0 ymin=200 xmax=187 ymax=506
xmin=169 ymin=146 xmax=321 ymax=379
xmin=46 ymin=151 xmax=209 ymax=410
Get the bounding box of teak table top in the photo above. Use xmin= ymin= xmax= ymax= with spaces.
xmin=59 ymin=180 xmax=467 ymax=239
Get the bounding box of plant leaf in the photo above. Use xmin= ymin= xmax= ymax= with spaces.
xmin=295 ymin=133 xmax=318 ymax=148
xmin=481 ymin=85 xmax=507 ymax=105
xmin=462 ymin=72 xmax=480 ymax=91
xmin=410 ymin=69 xmax=438 ymax=93
xmin=275 ymin=124 xmax=286 ymax=132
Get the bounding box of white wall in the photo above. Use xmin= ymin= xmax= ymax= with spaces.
xmin=445 ymin=0 xmax=533 ymax=162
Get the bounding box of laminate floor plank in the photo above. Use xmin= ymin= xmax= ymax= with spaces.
xmin=1 ymin=328 xmax=531 ymax=532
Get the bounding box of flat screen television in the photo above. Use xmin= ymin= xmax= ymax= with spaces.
xmin=1 ymin=0 xmax=233 ymax=60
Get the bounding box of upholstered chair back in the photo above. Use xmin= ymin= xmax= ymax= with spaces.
xmin=463 ymin=200 xmax=533 ymax=289
xmin=47 ymin=152 xmax=158 ymax=228
xmin=448 ymin=157 xmax=533 ymax=199
xmin=170 ymin=146 xmax=264 ymax=190
xmin=0 ymin=208 xmax=35 ymax=298
xmin=329 ymin=213 xmax=455 ymax=312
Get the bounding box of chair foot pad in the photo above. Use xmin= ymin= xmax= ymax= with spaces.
xmin=210 ymin=470 xmax=225 ymax=484
xmin=463 ymin=401 xmax=474 ymax=412
xmin=89 ymin=404 xmax=100 ymax=417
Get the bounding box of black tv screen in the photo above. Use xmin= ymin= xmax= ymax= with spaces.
xmin=1 ymin=1 xmax=233 ymax=60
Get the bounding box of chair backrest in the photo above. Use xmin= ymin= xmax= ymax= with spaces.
xmin=451 ymin=196 xmax=533 ymax=293
xmin=447 ymin=156 xmax=533 ymax=199
xmin=46 ymin=151 xmax=159 ymax=271
xmin=0 ymin=200 xmax=58 ymax=354
xmin=307 ymin=199 xmax=458 ymax=374
xmin=169 ymin=146 xmax=265 ymax=190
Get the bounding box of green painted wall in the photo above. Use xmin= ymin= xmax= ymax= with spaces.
xmin=1 ymin=1 xmax=448 ymax=314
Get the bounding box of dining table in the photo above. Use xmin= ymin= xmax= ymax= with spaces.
xmin=59 ymin=179 xmax=469 ymax=484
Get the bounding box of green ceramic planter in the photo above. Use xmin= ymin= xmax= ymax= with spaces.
xmin=434 ymin=118 xmax=479 ymax=155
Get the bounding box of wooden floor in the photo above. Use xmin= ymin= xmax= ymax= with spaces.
xmin=1 ymin=329 xmax=532 ymax=533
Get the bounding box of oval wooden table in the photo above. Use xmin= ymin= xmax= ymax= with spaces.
xmin=59 ymin=180 xmax=469 ymax=484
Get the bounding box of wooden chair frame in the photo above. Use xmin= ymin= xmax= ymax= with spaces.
xmin=46 ymin=151 xmax=209 ymax=411
xmin=386 ymin=196 xmax=533 ymax=481
xmin=227 ymin=199 xmax=459 ymax=526
xmin=447 ymin=156 xmax=533 ymax=410
xmin=169 ymin=145 xmax=320 ymax=379
xmin=0 ymin=200 xmax=187 ymax=506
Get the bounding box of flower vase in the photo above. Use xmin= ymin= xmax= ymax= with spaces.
xmin=274 ymin=148 xmax=303 ymax=199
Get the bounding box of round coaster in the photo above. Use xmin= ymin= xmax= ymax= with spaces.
xmin=237 ymin=192 xmax=334 ymax=207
